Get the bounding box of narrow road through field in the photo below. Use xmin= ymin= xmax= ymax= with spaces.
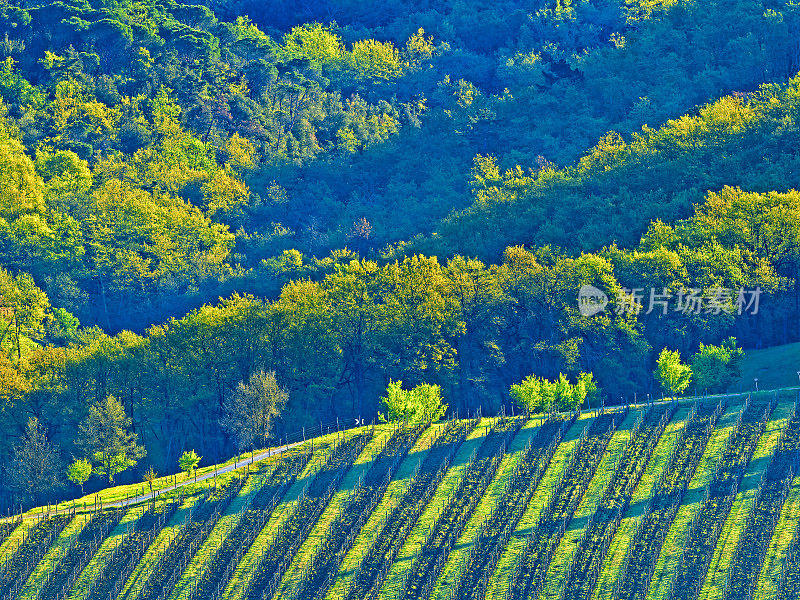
xmin=10 ymin=441 xmax=302 ymax=521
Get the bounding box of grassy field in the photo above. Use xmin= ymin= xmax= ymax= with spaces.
xmin=732 ymin=342 xmax=800 ymax=392
xmin=4 ymin=393 xmax=800 ymax=600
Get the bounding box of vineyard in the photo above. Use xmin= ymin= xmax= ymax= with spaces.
xmin=3 ymin=392 xmax=800 ymax=600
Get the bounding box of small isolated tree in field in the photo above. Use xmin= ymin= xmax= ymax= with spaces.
xmin=221 ymin=370 xmax=287 ymax=452
xmin=78 ymin=395 xmax=146 ymax=484
xmin=67 ymin=458 xmax=92 ymax=494
xmin=179 ymin=450 xmax=201 ymax=482
xmin=143 ymin=466 xmax=158 ymax=495
xmin=655 ymin=348 xmax=692 ymax=397
xmin=379 ymin=380 xmax=447 ymax=424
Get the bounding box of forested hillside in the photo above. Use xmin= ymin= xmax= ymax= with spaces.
xmin=2 ymin=0 xmax=800 ymax=504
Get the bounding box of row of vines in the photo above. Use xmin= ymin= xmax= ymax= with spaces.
xmin=507 ymin=409 xmax=626 ymax=600
xmin=612 ymin=399 xmax=725 ymax=600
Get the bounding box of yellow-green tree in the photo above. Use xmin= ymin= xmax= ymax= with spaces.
xmin=655 ymin=348 xmax=692 ymax=397
xmin=379 ymin=380 xmax=447 ymax=424
xmin=350 ymin=39 xmax=404 ymax=80
xmin=78 ymin=395 xmax=146 ymax=484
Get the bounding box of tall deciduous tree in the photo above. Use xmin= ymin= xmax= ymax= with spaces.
xmin=221 ymin=370 xmax=287 ymax=451
xmin=8 ymin=416 xmax=62 ymax=503
xmin=0 ymin=267 xmax=51 ymax=361
xmin=326 ymin=259 xmax=382 ymax=417
xmin=655 ymin=349 xmax=692 ymax=397
xmin=78 ymin=395 xmax=145 ymax=484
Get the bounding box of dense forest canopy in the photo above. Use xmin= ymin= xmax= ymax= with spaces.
xmin=2 ymin=0 xmax=800 ymax=503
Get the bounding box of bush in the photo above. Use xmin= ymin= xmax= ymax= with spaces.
xmin=510 ymin=372 xmax=599 ymax=413
xmin=379 ymin=380 xmax=447 ymax=423
xmin=690 ymin=337 xmax=743 ymax=393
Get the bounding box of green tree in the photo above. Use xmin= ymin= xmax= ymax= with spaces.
xmin=179 ymin=450 xmax=201 ymax=481
xmin=412 ymin=383 xmax=447 ymax=423
xmin=221 ymin=370 xmax=287 ymax=451
xmin=510 ymin=374 xmax=545 ymax=413
xmin=279 ymin=23 xmax=343 ymax=68
xmin=379 ymin=255 xmax=457 ymax=389
xmin=655 ymin=348 xmax=692 ymax=397
xmin=34 ymin=148 xmax=92 ymax=216
xmin=326 ymin=259 xmax=382 ymax=417
xmin=0 ymin=124 xmax=45 ymax=220
xmin=78 ymin=395 xmax=146 ymax=484
xmin=445 ymin=255 xmax=504 ymax=411
xmin=379 ymin=380 xmax=447 ymax=424
xmin=8 ymin=416 xmax=62 ymax=503
xmin=66 ymin=458 xmax=92 ymax=494
xmin=690 ymin=337 xmax=743 ymax=393
xmin=0 ymin=267 xmax=52 ymax=361
xmin=575 ymin=372 xmax=601 ymax=409
xmin=510 ymin=372 xmax=597 ymax=413
xmin=350 ymin=39 xmax=404 ymax=80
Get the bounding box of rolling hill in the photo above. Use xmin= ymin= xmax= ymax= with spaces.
xmin=2 ymin=389 xmax=800 ymax=600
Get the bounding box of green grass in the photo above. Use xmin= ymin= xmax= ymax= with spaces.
xmin=169 ymin=467 xmax=272 ymax=600
xmin=29 ymin=428 xmax=366 ymax=521
xmin=224 ymin=428 xmax=368 ymax=600
xmin=120 ymin=495 xmax=204 ymax=600
xmin=377 ymin=417 xmax=498 ymax=600
xmin=731 ymin=342 xmax=800 ymax=392
xmin=0 ymin=518 xmax=33 ymax=563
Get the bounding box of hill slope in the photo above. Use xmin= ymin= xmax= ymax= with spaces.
xmin=3 ymin=390 xmax=800 ymax=600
